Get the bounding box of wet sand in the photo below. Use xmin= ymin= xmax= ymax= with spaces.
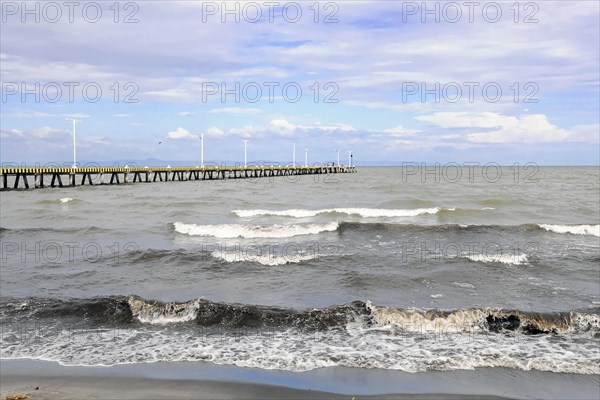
xmin=1 ymin=375 xmax=514 ymax=400
xmin=1 ymin=359 xmax=598 ymax=400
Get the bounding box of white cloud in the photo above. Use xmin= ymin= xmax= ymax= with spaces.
xmin=0 ymin=128 xmax=24 ymax=138
xmin=228 ymin=126 xmax=256 ymax=138
xmin=416 ymin=112 xmax=512 ymax=129
xmin=384 ymin=125 xmax=420 ymax=137
xmin=178 ymin=111 xmax=196 ymax=117
xmin=29 ymin=126 xmax=68 ymax=139
xmin=167 ymin=127 xmax=194 ymax=140
xmin=269 ymin=119 xmax=296 ymax=136
xmin=565 ymin=124 xmax=600 ymax=144
xmin=416 ymin=112 xmax=591 ymax=143
xmin=0 ymin=126 xmax=69 ymax=140
xmin=206 ymin=127 xmax=225 ymax=137
xmin=312 ymin=122 xmax=357 ymax=132
xmin=219 ymin=119 xmax=359 ymax=139
xmin=467 ymin=115 xmax=570 ymax=143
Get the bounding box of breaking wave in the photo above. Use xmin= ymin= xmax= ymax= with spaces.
xmin=366 ymin=302 xmax=599 ymax=334
xmin=462 ymin=253 xmax=529 ymax=266
xmin=2 ymin=296 xmax=598 ymax=374
xmin=211 ymin=251 xmax=320 ymax=266
xmin=173 ymin=221 xmax=339 ymax=238
xmin=2 ymin=296 xmax=598 ymax=334
xmin=538 ymin=224 xmax=600 ymax=237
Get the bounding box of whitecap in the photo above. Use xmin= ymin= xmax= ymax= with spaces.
xmin=538 ymin=224 xmax=600 ymax=237
xmin=173 ymin=221 xmax=339 ymax=238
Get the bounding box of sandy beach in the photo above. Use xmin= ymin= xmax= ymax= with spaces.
xmin=2 ymin=359 xmax=599 ymax=400
xmin=1 ymin=375 xmax=513 ymax=400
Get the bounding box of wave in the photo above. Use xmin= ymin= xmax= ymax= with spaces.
xmin=453 ymin=282 xmax=475 ymax=289
xmin=211 ymin=251 xmax=320 ymax=266
xmin=366 ymin=302 xmax=599 ymax=334
xmin=0 ymin=296 xmax=367 ymax=330
xmin=173 ymin=221 xmax=339 ymax=239
xmin=462 ymin=253 xmax=529 ymax=266
xmin=59 ymin=197 xmax=74 ymax=203
xmin=2 ymin=296 xmax=598 ymax=374
xmin=5 ymin=223 xmax=595 ymax=240
xmin=233 ymin=207 xmax=443 ymax=218
xmin=538 ymin=224 xmax=600 ymax=237
xmin=115 ymin=247 xmax=328 ymax=267
xmin=0 ymin=296 xmax=134 ymax=324
xmin=2 ymin=296 xmax=598 ymax=334
xmin=340 ymin=222 xmax=600 ymax=239
xmin=129 ymin=297 xmax=201 ymax=324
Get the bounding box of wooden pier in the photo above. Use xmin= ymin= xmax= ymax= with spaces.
xmin=0 ymin=165 xmax=357 ymax=190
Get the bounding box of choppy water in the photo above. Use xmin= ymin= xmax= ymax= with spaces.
xmin=1 ymin=166 xmax=599 ymax=374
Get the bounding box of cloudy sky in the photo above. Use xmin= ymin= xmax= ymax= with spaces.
xmin=1 ymin=1 xmax=598 ymax=165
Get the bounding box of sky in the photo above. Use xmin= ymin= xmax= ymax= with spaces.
xmin=1 ymin=0 xmax=599 ymax=166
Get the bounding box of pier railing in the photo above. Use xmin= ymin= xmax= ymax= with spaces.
xmin=0 ymin=165 xmax=357 ymax=190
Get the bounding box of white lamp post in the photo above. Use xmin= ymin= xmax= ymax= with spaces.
xmin=243 ymin=140 xmax=248 ymax=167
xmin=348 ymin=151 xmax=352 ymax=167
xmin=199 ymin=133 xmax=204 ymax=168
xmin=304 ymin=148 xmax=308 ymax=167
xmin=336 ymin=149 xmax=341 ymax=167
xmin=65 ymin=118 xmax=82 ymax=169
xmin=292 ymin=143 xmax=296 ymax=166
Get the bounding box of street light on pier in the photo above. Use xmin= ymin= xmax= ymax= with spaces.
xmin=348 ymin=151 xmax=352 ymax=167
xmin=199 ymin=133 xmax=204 ymax=168
xmin=292 ymin=143 xmax=296 ymax=166
xmin=65 ymin=118 xmax=82 ymax=169
xmin=304 ymin=148 xmax=308 ymax=167
xmin=243 ymin=140 xmax=248 ymax=167
xmin=336 ymin=149 xmax=341 ymax=167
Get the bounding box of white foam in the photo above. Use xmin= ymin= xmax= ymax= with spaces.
xmin=539 ymin=224 xmax=600 ymax=237
xmin=464 ymin=253 xmax=528 ymax=266
xmin=59 ymin=198 xmax=73 ymax=203
xmin=128 ymin=297 xmax=200 ymax=324
xmin=233 ymin=207 xmax=442 ymax=218
xmin=453 ymin=282 xmax=475 ymax=289
xmin=212 ymin=251 xmax=319 ymax=266
xmin=173 ymin=221 xmax=338 ymax=238
xmin=2 ymin=308 xmax=598 ymax=375
xmin=572 ymin=312 xmax=600 ymax=330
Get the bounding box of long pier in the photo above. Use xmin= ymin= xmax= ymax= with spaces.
xmin=0 ymin=165 xmax=357 ymax=190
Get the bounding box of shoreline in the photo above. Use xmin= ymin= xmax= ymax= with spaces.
xmin=2 ymin=359 xmax=599 ymax=400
